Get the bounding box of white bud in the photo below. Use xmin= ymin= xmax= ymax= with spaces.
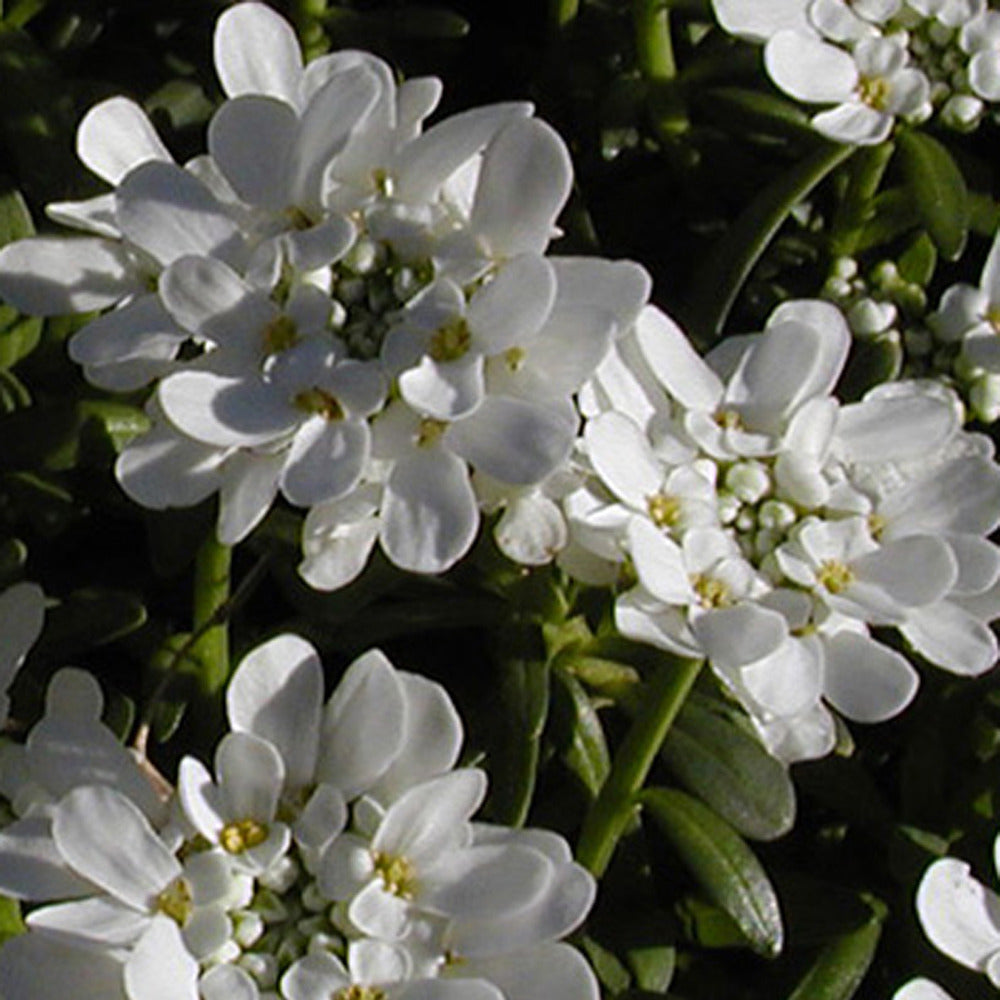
xmin=344 ymin=237 xmax=380 ymax=275
xmin=329 ymin=299 xmax=347 ymax=330
xmin=258 ymin=856 xmax=299 ymax=894
xmin=928 ymin=20 xmax=953 ymax=45
xmin=847 ymin=298 xmax=896 ymax=335
xmin=904 ymin=325 xmax=934 ymax=356
xmin=832 ymin=256 xmax=858 ymax=280
xmin=726 ymin=461 xmax=770 ymax=504
xmin=239 ymin=952 xmax=278 ymax=989
xmin=941 ymin=93 xmax=984 ymax=130
xmin=755 ymin=529 xmax=780 ymax=559
xmin=970 ymin=373 xmax=1000 ymax=422
xmin=716 ymin=491 xmax=741 ymax=525
xmin=308 ymin=932 xmax=343 ymax=955
xmin=758 ymin=499 xmax=796 ymax=532
xmin=301 ymin=881 xmax=327 ymax=912
xmin=233 ymin=911 xmax=265 ymax=948
xmin=736 ymin=509 xmax=756 ymax=533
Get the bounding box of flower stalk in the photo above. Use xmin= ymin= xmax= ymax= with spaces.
xmin=191 ymin=532 xmax=232 ymax=699
xmin=576 ymin=654 xmax=703 ymax=877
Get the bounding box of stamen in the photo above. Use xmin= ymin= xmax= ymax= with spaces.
xmin=220 ymin=818 xmax=270 ymax=855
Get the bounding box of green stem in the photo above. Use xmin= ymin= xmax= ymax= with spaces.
xmin=576 ymin=655 xmax=703 ymax=877
xmin=191 ymin=532 xmax=232 ymax=699
xmin=634 ymin=0 xmax=676 ymax=82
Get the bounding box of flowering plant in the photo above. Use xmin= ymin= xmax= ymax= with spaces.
xmin=0 ymin=0 xmax=999 ymax=997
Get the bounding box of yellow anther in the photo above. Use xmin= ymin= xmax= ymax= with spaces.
xmin=429 ymin=318 xmax=472 ymax=362
xmin=714 ymin=409 xmax=743 ymax=430
xmin=817 ymin=559 xmax=855 ymax=594
xmin=155 ymin=877 xmax=193 ymax=926
xmin=690 ymin=573 xmax=731 ymax=608
xmin=372 ymin=168 xmax=394 ymax=197
xmin=647 ymin=492 xmax=682 ymax=529
xmin=372 ymin=851 xmax=417 ymax=899
xmin=219 ymin=818 xmax=270 ymax=855
xmin=294 ymin=388 xmax=345 ymax=421
xmin=416 ymin=418 xmax=448 ymax=448
xmin=285 ymin=205 xmax=314 ymax=231
xmin=857 ymin=75 xmax=890 ymax=111
xmin=263 ymin=315 xmax=299 ymax=354
xmin=985 ymin=305 xmax=1000 ymax=334
xmin=868 ymin=513 xmax=886 ymax=540
xmin=504 ymin=347 xmax=526 ymax=372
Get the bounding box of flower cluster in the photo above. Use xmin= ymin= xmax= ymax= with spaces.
xmin=712 ymin=0 xmax=1000 ymax=142
xmin=0 ymin=1 xmax=650 ymax=590
xmin=561 ymin=299 xmax=1000 ymax=761
xmin=893 ymin=834 xmax=1000 ymax=999
xmin=0 ymin=633 xmax=597 ymax=1000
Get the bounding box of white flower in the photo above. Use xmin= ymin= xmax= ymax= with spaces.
xmin=765 ymin=31 xmax=930 ymax=144
xmin=913 ymin=841 xmax=1000 ymax=987
xmin=893 ymin=980 xmax=958 ymax=1000
xmin=711 ymin=0 xmax=812 ymax=42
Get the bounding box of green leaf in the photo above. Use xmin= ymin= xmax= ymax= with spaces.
xmin=784 ymin=899 xmax=886 ymax=1000
xmin=581 ymin=934 xmax=633 ymax=995
xmin=627 ymin=941 xmax=676 ymax=993
xmin=661 ymin=698 xmax=796 ymax=840
xmin=896 ymin=129 xmax=969 ymax=260
xmin=640 ymin=787 xmax=784 ymax=957
xmin=897 ymin=231 xmax=938 ymax=287
xmin=969 ymin=191 xmax=1000 ymax=237
xmin=0 ymin=182 xmax=33 ymax=244
xmin=0 ymin=895 xmax=24 ymax=943
xmin=683 ymin=141 xmax=854 ymax=344
xmin=488 ymin=644 xmax=550 ymax=827
xmin=695 ymin=87 xmax=814 ymax=143
xmin=551 ymin=665 xmax=611 ymax=798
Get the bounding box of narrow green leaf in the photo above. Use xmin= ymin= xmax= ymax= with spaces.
xmin=551 ymin=665 xmax=611 ymax=798
xmin=969 ymin=191 xmax=1000 ymax=237
xmin=683 ymin=141 xmax=854 ymax=344
xmin=581 ymin=935 xmax=633 ymax=994
xmin=897 ymin=231 xmax=938 ymax=287
xmin=489 ymin=650 xmax=550 ymax=826
xmin=662 ymin=699 xmax=796 ymax=840
xmin=896 ymin=129 xmax=969 ymax=260
xmin=695 ymin=87 xmax=814 ymax=142
xmin=0 ymin=183 xmax=33 ymax=244
xmin=627 ymin=942 xmax=676 ymax=993
xmin=784 ymin=900 xmax=885 ymax=1000
xmin=640 ymin=786 xmax=784 ymax=957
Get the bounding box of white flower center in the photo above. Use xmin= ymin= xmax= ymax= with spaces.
xmin=429 ymin=318 xmax=472 ymax=362
xmin=647 ymin=492 xmax=682 ymax=529
xmin=336 ymin=987 xmax=387 ymax=1000
xmin=263 ymin=315 xmax=299 ymax=355
xmin=220 ymin=818 xmax=270 ymax=854
xmin=416 ymin=418 xmax=448 ymax=448
xmin=857 ymin=74 xmax=891 ymax=110
xmin=294 ymin=388 xmax=345 ymax=421
xmin=372 ymin=850 xmax=417 ymax=899
xmin=156 ymin=876 xmax=193 ymax=926
xmin=817 ymin=558 xmax=855 ymax=593
xmin=690 ymin=572 xmax=732 ymax=608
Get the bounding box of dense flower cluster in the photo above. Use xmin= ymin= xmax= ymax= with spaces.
xmin=0 ymin=633 xmax=597 ymax=1000
xmin=712 ymin=0 xmax=1000 ymax=142
xmin=0 ymin=1 xmax=650 ymax=589
xmin=562 ymin=299 xmax=1000 ymax=761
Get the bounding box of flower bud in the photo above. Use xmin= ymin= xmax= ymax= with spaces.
xmin=970 ymin=373 xmax=1000 ymax=422
xmin=759 ymin=499 xmax=797 ymax=532
xmin=941 ymin=93 xmax=984 ymax=131
xmin=726 ymin=461 xmax=770 ymax=504
xmin=847 ymin=298 xmax=897 ymax=336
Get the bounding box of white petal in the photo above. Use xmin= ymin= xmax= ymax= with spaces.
xmin=381 ymin=449 xmax=479 ymax=573
xmin=811 ymin=102 xmax=893 ymax=145
xmin=423 ymin=843 xmax=551 ymax=919
xmin=350 ymin=938 xmax=411 ymax=986
xmin=470 ymin=118 xmax=573 ymax=257
xmin=158 ymin=371 xmax=297 ymax=448
xmin=394 ymin=102 xmax=534 ymax=204
xmin=158 ymin=254 xmax=255 ymax=337
xmin=375 ymin=769 xmax=486 ymax=862
xmin=217 ymin=731 xmax=285 ymax=821
xmin=125 ymin=916 xmax=199 ymax=1000
xmin=368 ymin=673 xmax=464 ymax=804
xmin=836 ymin=394 xmax=957 ymax=463
xmin=0 ymin=815 xmax=91 ymax=901
xmin=53 ymin=785 xmax=180 ymax=910
xmin=0 ymin=236 xmax=137 ymax=314
xmin=281 ymin=419 xmax=369 ymax=507
xmin=902 ymin=601 xmax=998 ymax=676
xmin=348 ymin=880 xmax=412 ymax=940
xmin=635 ymin=304 xmax=723 ymax=410
xmin=69 ymin=294 xmax=181 ymax=368
xmin=457 ymin=944 xmax=599 ymax=1000
xmin=692 ymin=604 xmax=788 ymax=669
xmin=316 ymin=649 xmax=407 ymax=799
xmin=77 ymin=97 xmax=172 ymax=186
xmin=403 ymin=981 xmax=504 ymax=1000
xmin=495 ymin=493 xmax=568 ymax=566
xmin=200 ymin=964 xmax=259 ymax=1000
xmin=585 ymin=411 xmax=662 ymax=507
xmin=853 ymin=535 xmax=957 ymax=607
xmin=448 ymin=396 xmax=575 ymax=485
xmin=468 ymin=255 xmax=556 ymax=352
xmin=214 ymin=1 xmax=303 ymax=104
xmin=916 ymin=857 xmax=1000 ymax=971
xmin=627 ymin=518 xmax=693 ymax=604
xmin=0 ymin=581 xmax=44 ymax=691
xmin=764 ymin=31 xmax=857 ymax=102
xmin=822 ymin=631 xmax=919 ymax=722
xmin=713 ymin=0 xmax=812 ymax=40
xmin=400 ymin=355 xmax=485 ymax=421
xmin=740 ymin=638 xmax=823 ymax=716
xmin=115 ymin=424 xmax=225 ymax=511
xmin=218 ymin=449 xmax=283 ymax=545
xmin=282 ymin=952 xmax=350 ymax=1000
xmin=893 ymin=981 xmax=957 ymax=1000
xmin=116 ymin=162 xmax=244 ymax=267
xmin=26 ymin=895 xmax=148 ymax=948
xmin=0 ymin=933 xmax=126 ymax=1000
xmin=293 ymin=783 xmax=347 ymax=855
xmin=178 ymin=755 xmax=225 ymax=842
xmin=615 ymin=588 xmax=701 ymax=657
xmin=551 ymin=256 xmax=651 ymax=333
xmin=227 ymin=633 xmax=323 ymax=790
xmin=208 ymin=96 xmax=296 ymax=209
